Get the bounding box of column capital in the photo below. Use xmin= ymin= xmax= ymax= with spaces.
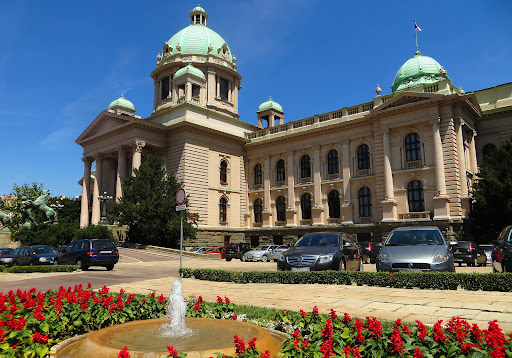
xmin=82 ymin=155 xmax=92 ymax=164
xmin=116 ymin=145 xmax=126 ymax=155
xmin=341 ymin=139 xmax=350 ymax=146
xmin=432 ymin=116 xmax=441 ymax=125
xmin=312 ymin=144 xmax=321 ymax=151
xmin=382 ymin=127 xmax=390 ymax=135
xmin=459 ymin=117 xmax=466 ymax=127
xmin=134 ymin=140 xmax=146 ymax=153
xmin=93 ymin=153 xmax=104 ymax=161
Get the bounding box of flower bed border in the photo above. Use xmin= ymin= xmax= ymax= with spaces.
xmin=180 ymin=268 xmax=512 ymax=291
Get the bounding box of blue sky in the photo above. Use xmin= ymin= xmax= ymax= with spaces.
xmin=1 ymin=0 xmax=511 ymax=197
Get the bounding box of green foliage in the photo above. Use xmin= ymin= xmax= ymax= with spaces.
xmin=471 ymin=137 xmax=512 ymax=243
xmin=4 ymin=182 xmax=47 ymax=229
xmin=5 ymin=265 xmax=77 ymax=273
xmin=12 ymin=222 xmax=79 ymax=247
xmin=110 ymin=153 xmax=197 ymax=248
xmin=181 ymin=268 xmax=512 ymax=292
xmin=47 ymin=197 xmax=81 ymax=224
xmin=74 ymin=224 xmax=115 ymax=244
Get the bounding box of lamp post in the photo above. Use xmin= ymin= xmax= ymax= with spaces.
xmin=98 ymin=191 xmax=113 ymax=225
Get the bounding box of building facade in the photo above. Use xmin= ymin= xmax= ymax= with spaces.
xmin=76 ymin=7 xmax=512 ymax=246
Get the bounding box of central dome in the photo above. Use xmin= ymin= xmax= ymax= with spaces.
xmin=391 ymin=51 xmax=447 ymax=92
xmin=165 ymin=7 xmax=233 ymax=63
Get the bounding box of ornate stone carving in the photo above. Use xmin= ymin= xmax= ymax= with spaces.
xmin=135 ymin=140 xmax=146 ymax=153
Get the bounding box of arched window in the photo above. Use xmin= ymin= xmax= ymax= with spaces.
xmin=482 ymin=143 xmax=497 ymax=158
xmin=276 ymin=196 xmax=286 ymax=222
xmin=358 ymin=187 xmax=372 ymax=217
xmin=276 ymin=159 xmax=286 ymax=182
xmin=254 ymin=163 xmax=262 ymax=185
xmin=328 ymin=190 xmax=340 ymax=218
xmin=300 ymin=193 xmax=312 ymax=220
xmin=357 ymin=144 xmax=370 ymax=170
xmin=300 ymin=155 xmax=311 ymax=178
xmin=253 ymin=199 xmax=262 ymax=223
xmin=220 ymin=160 xmax=228 ymax=184
xmin=219 ymin=197 xmax=228 ymax=222
xmin=407 ymin=180 xmax=425 ymax=212
xmin=405 ymin=133 xmax=422 ymax=162
xmin=327 ymin=150 xmax=339 ymax=175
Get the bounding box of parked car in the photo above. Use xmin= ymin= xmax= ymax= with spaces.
xmin=491 ymin=225 xmax=512 ymax=273
xmin=224 ymin=242 xmax=252 ymax=261
xmin=359 ymin=241 xmax=383 ymax=264
xmin=204 ymin=246 xmax=226 ymax=259
xmin=270 ymin=245 xmax=290 ymax=262
xmin=376 ymin=227 xmax=456 ymax=272
xmin=56 ymin=239 xmax=119 ymax=271
xmin=189 ymin=247 xmax=213 ymax=254
xmin=452 ymin=241 xmax=487 ymax=267
xmin=277 ymin=232 xmax=362 ymax=271
xmin=14 ymin=245 xmax=59 ymax=266
xmin=242 ymin=245 xmax=279 ymax=262
xmin=480 ymin=244 xmax=493 ymax=264
xmin=0 ymin=248 xmax=16 ymax=267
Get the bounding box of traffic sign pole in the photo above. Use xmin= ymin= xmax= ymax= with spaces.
xmin=180 ymin=210 xmax=183 ymax=277
xmin=176 ymin=188 xmax=187 ymax=278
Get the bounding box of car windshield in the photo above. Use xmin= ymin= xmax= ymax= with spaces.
xmin=295 ymin=233 xmax=340 ymax=247
xmin=92 ymin=240 xmax=116 ymax=250
xmin=32 ymin=246 xmax=55 ymax=254
xmin=0 ymin=248 xmax=13 ymax=254
xmin=385 ymin=230 xmax=444 ymax=246
xmin=254 ymin=246 xmax=269 ymax=251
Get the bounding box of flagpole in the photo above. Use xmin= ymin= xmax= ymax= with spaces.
xmin=414 ymin=19 xmax=418 ymax=52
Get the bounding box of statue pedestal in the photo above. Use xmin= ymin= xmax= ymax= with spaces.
xmin=0 ymin=227 xmax=16 ymax=248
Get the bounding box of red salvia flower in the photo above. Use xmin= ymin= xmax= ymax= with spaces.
xmin=259 ymin=350 xmax=271 ymax=358
xmin=471 ymin=324 xmax=483 ymax=343
xmin=343 ymin=313 xmax=352 ymax=324
xmin=319 ymin=338 xmax=335 ymax=358
xmin=32 ymin=331 xmax=49 ymax=344
xmin=167 ymin=345 xmax=179 ymax=357
xmin=352 ymin=346 xmax=362 ymax=358
xmin=118 ymin=346 xmax=130 ymax=358
xmin=197 ymin=296 xmax=203 ymax=304
xmin=300 ymin=309 xmax=307 ymax=318
xmin=416 ymin=320 xmax=428 ymax=341
xmin=461 ymin=343 xmax=482 ymax=355
xmin=321 ymin=318 xmax=334 ymax=339
xmin=234 ymin=335 xmax=246 ymax=354
xmin=224 ymin=296 xmax=230 ymax=304
xmin=248 ymin=337 xmax=257 ymax=349
xmin=433 ymin=320 xmax=449 ymax=342
xmin=412 ymin=347 xmax=424 ymax=358
xmin=329 ymin=309 xmax=337 ymax=320
xmin=312 ymin=306 xmax=319 ymax=316
xmin=193 ymin=302 xmax=201 ymax=311
xmin=157 ymin=294 xmax=165 ymax=304
xmin=217 ymin=296 xmax=223 ymax=303
xmin=367 ymin=317 xmax=383 ymax=339
xmin=390 ymin=327 xmax=404 ymax=355
xmin=232 ymin=313 xmax=237 ymax=320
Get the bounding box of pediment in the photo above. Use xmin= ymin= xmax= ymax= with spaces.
xmin=374 ymin=92 xmax=442 ymax=113
xmin=76 ymin=112 xmax=131 ymax=143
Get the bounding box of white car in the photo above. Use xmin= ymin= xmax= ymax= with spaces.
xmin=242 ymin=245 xmax=278 ymax=262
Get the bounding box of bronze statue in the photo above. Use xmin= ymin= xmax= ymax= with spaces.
xmin=33 ymin=189 xmax=57 ymax=224
xmin=20 ymin=196 xmax=37 ymax=228
xmin=0 ymin=198 xmax=11 ymax=227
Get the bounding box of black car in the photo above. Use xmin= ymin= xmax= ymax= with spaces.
xmin=56 ymin=239 xmax=119 ymax=270
xmin=0 ymin=248 xmax=16 ymax=267
xmin=224 ymin=242 xmax=252 ymax=261
xmin=492 ymin=225 xmax=512 ymax=273
xmin=277 ymin=232 xmax=362 ymax=271
xmin=14 ymin=245 xmax=59 ymax=266
xmin=452 ymin=241 xmax=487 ymax=267
xmin=359 ymin=241 xmax=383 ymax=264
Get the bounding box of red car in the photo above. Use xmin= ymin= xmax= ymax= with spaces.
xmin=204 ymin=246 xmax=226 ymax=259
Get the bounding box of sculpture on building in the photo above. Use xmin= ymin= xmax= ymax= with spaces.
xmin=33 ymin=189 xmax=58 ymax=224
xmin=0 ymin=198 xmax=11 ymax=228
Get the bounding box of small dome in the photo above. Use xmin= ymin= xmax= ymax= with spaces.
xmin=189 ymin=5 xmax=207 ymax=17
xmin=108 ymin=94 xmax=135 ymax=110
xmin=391 ymin=51 xmax=448 ymax=92
xmin=258 ymin=96 xmax=283 ymax=112
xmin=175 ymin=62 xmax=205 ymax=79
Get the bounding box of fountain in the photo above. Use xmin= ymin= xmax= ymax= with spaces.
xmin=55 ymin=280 xmax=287 ymax=358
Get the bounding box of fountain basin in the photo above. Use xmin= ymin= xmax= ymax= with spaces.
xmin=55 ymin=317 xmax=288 ymax=358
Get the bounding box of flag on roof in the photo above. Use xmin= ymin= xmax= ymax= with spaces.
xmin=415 ymin=20 xmax=422 ymax=31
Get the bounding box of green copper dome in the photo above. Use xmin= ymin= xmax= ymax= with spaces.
xmin=167 ymin=25 xmax=232 ymax=63
xmin=108 ymin=94 xmax=135 ymax=110
xmin=391 ymin=51 xmax=448 ymax=92
xmin=258 ymin=96 xmax=283 ymax=112
xmin=190 ymin=5 xmax=207 ymax=16
xmin=175 ymin=62 xmax=205 ymax=79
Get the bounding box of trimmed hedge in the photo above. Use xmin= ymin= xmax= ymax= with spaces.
xmin=4 ymin=265 xmax=77 ymax=273
xmin=181 ymin=268 xmax=512 ymax=292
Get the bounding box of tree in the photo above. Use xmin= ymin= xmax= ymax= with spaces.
xmin=4 ymin=182 xmax=47 ymax=229
xmin=110 ymin=153 xmax=197 ymax=247
xmin=470 ymin=137 xmax=512 ymax=243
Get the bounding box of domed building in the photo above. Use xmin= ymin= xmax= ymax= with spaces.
xmin=76 ymin=6 xmax=512 ymax=245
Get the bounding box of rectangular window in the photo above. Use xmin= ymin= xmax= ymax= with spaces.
xmin=219 ymin=77 xmax=229 ymax=100
xmin=161 ymin=77 xmax=170 ymax=100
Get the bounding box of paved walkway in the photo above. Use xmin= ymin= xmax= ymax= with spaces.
xmin=106 ymin=255 xmax=512 ymax=332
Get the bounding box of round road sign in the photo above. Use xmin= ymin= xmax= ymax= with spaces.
xmin=176 ymin=188 xmax=186 ymax=205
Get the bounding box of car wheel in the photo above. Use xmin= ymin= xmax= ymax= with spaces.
xmin=339 ymin=259 xmax=346 ymax=271
xmin=106 ymin=265 xmax=114 ymax=271
xmin=226 ymin=258 xmax=232 ymax=262
xmin=53 ymin=260 xmax=59 ymax=265
xmin=359 ymin=260 xmax=364 ymax=272
xmin=473 ymin=257 xmax=478 ymax=267
xmin=77 ymin=259 xmax=88 ymax=271
xmin=240 ymin=257 xmax=245 ymax=262
xmin=273 ymin=259 xmax=278 ymax=262
xmin=458 ymin=262 xmax=462 ymax=267
xmin=261 ymin=255 xmax=268 ymax=262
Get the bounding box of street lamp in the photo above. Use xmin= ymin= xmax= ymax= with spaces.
xmin=98 ymin=191 xmax=113 ymax=225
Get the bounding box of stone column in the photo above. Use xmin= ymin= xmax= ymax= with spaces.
xmin=228 ymin=81 xmax=232 ymax=102
xmin=381 ymin=129 xmax=397 ymax=222
xmin=469 ymin=130 xmax=478 ymax=174
xmin=207 ymin=70 xmax=215 ymax=104
xmin=432 ymin=117 xmax=450 ymax=220
xmin=341 ymin=140 xmax=353 ymax=224
xmin=116 ymin=147 xmax=127 ymax=202
xmin=286 ymin=151 xmax=296 ymax=225
xmin=312 ymin=146 xmax=324 ymax=224
xmin=91 ymin=154 xmax=103 ymax=225
xmin=185 ymin=82 xmax=192 ymax=101
xmin=233 ymin=81 xmax=239 ymax=112
xmin=80 ymin=156 xmax=92 ymax=227
xmin=171 ymin=78 xmax=178 ymax=105
xmin=456 ymin=119 xmax=469 ymax=196
xmin=257 ymin=117 xmax=263 ymax=129
xmin=132 ymin=140 xmax=146 ymax=175
xmin=270 ymin=114 xmax=275 ymax=128
xmin=263 ymin=155 xmax=272 ymax=227
xmin=153 ymin=78 xmax=158 ymax=111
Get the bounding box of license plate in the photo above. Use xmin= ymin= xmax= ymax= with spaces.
xmin=453 ymin=258 xmax=463 ymax=262
xmin=399 ymin=269 xmax=421 ymax=272
xmin=100 ymin=251 xmax=111 ymax=254
xmin=291 ymin=267 xmax=310 ymax=272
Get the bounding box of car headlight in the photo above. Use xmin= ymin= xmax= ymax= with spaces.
xmin=1 ymin=258 xmax=13 ymax=262
xmin=278 ymin=255 xmax=285 ymax=261
xmin=432 ymin=254 xmax=449 ymax=264
xmin=253 ymin=253 xmax=261 ymax=257
xmin=378 ymin=253 xmax=390 ymax=263
xmin=318 ymin=254 xmax=334 ymax=263
xmin=39 ymin=257 xmax=47 ymax=262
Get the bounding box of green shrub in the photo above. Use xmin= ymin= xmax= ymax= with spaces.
xmin=181 ymin=268 xmax=512 ymax=292
xmin=5 ymin=265 xmax=77 ymax=273
xmin=75 ymin=224 xmax=116 ymax=244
